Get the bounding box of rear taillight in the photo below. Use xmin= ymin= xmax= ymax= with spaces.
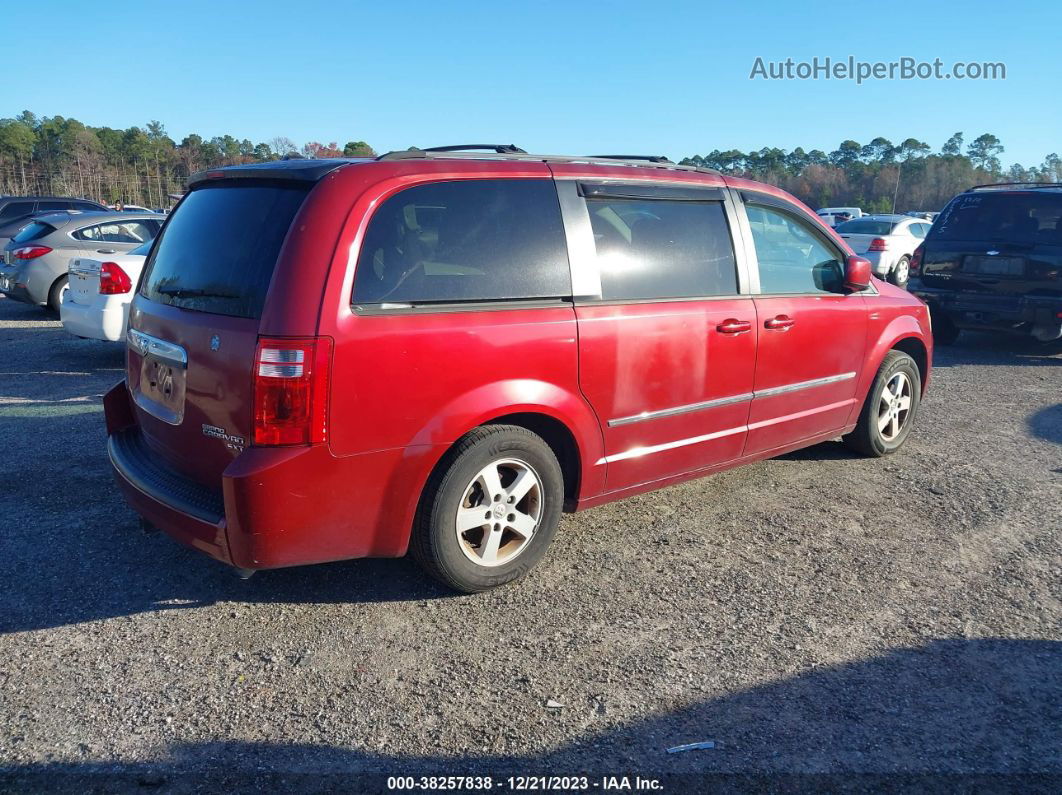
xmin=98 ymin=262 xmax=132 ymax=294
xmin=910 ymin=244 xmax=924 ymax=275
xmin=252 ymin=336 xmax=332 ymax=446
xmin=13 ymin=245 xmax=52 ymax=260
xmin=868 ymin=238 xmax=888 ymax=252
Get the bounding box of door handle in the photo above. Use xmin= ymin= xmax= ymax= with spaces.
xmin=764 ymin=314 xmax=796 ymax=330
xmin=96 ymin=249 xmax=117 ymax=254
xmin=716 ymin=318 xmax=752 ymax=334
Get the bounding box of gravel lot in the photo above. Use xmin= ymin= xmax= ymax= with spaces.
xmin=0 ymin=295 xmax=1059 ymax=791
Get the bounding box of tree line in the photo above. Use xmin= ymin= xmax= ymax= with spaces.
xmin=680 ymin=133 xmax=1062 ymax=212
xmin=0 ymin=111 xmax=374 ymax=208
xmin=2 ymin=111 xmax=1059 ymax=213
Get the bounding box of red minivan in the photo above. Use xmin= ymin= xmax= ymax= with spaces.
xmin=104 ymin=146 xmax=932 ymax=592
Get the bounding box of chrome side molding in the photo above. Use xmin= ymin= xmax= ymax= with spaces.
xmin=127 ymin=329 xmax=188 ymax=368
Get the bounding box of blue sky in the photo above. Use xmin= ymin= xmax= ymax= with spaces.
xmin=4 ymin=0 xmax=1059 ymax=166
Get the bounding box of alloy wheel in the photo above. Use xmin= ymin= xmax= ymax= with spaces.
xmin=455 ymin=458 xmax=542 ymax=567
xmin=877 ymin=371 xmax=912 ymax=441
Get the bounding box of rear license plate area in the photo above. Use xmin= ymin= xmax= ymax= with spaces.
xmin=962 ymin=255 xmax=1024 ymax=276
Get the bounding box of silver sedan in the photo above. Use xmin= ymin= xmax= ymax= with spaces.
xmin=0 ymin=211 xmax=163 ymax=311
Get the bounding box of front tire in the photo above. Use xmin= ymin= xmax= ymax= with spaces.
xmin=843 ymin=351 xmax=920 ymax=457
xmin=889 ymin=257 xmax=911 ymax=288
xmin=411 ymin=425 xmax=564 ymax=593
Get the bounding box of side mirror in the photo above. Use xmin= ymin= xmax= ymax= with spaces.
xmin=844 ymin=255 xmax=872 ymax=292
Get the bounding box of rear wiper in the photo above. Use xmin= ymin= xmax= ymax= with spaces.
xmin=156 ymin=286 xmax=239 ymax=300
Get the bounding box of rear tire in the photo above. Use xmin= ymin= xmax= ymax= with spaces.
xmin=47 ymin=275 xmax=68 ymax=314
xmin=889 ymin=257 xmax=911 ymax=288
xmin=931 ymin=309 xmax=961 ymax=345
xmin=843 ymin=350 xmax=921 ymax=457
xmin=411 ymin=425 xmax=564 ymax=593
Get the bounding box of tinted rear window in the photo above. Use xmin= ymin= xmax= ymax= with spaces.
xmin=835 ymin=220 xmax=897 ymax=235
xmin=140 ymin=182 xmax=309 ymax=318
xmin=353 ymin=179 xmax=570 ymax=305
xmin=0 ymin=202 xmax=34 ymax=223
xmin=932 ymin=192 xmax=1062 ymax=244
xmin=12 ymin=222 xmax=55 ymax=243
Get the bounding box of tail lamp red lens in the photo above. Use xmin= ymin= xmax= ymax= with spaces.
xmin=13 ymin=245 xmax=52 ymax=259
xmin=252 ymin=337 xmax=332 ymax=446
xmin=910 ymin=244 xmax=924 ymax=274
xmin=868 ymin=237 xmax=888 ymax=252
xmin=98 ymin=262 xmax=132 ymax=294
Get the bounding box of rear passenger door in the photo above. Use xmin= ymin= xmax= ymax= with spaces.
xmin=736 ymin=195 xmax=868 ymax=455
xmin=561 ymin=181 xmax=756 ymax=493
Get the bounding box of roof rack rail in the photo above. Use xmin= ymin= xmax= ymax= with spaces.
xmin=589 ymin=155 xmax=673 ymax=164
xmin=378 ymin=144 xmax=526 ymax=160
xmin=968 ymin=181 xmax=1062 ymax=191
xmin=374 ymin=148 xmax=720 ymax=176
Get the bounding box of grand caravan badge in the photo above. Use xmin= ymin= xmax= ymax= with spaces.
xmin=202 ymin=424 xmax=246 ymax=451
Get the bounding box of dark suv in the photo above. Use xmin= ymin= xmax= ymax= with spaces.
xmin=0 ymin=196 xmax=107 ymax=248
xmin=909 ymin=183 xmax=1062 ymax=345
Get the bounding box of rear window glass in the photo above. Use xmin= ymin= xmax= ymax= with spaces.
xmin=353 ymin=179 xmax=570 ymax=305
xmin=932 ymin=192 xmax=1062 ymax=244
xmin=12 ymin=222 xmax=55 ymax=243
xmin=835 ymin=220 xmax=897 ymax=235
xmin=0 ymin=202 xmax=34 ymax=223
xmin=587 ymin=197 xmax=738 ymax=300
xmin=140 ymin=182 xmax=309 ymax=318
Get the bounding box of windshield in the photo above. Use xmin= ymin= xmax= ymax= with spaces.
xmin=139 ymin=182 xmax=310 ymax=318
xmin=836 ymin=220 xmax=897 ymax=235
xmin=12 ymin=222 xmax=55 ymax=243
xmin=932 ymin=192 xmax=1062 ymax=244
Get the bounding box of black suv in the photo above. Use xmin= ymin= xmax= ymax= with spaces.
xmin=910 ymin=183 xmax=1062 ymax=345
xmin=0 ymin=196 xmax=108 ymax=247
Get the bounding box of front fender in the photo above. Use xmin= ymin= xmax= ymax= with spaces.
xmin=851 ymin=311 xmax=932 ymax=424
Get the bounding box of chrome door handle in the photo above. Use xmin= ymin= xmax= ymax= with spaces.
xmin=764 ymin=315 xmax=796 ymax=330
xmin=716 ymin=319 xmax=752 ymax=334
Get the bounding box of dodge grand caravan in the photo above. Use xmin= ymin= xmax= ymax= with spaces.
xmin=104 ymin=146 xmax=932 ymax=592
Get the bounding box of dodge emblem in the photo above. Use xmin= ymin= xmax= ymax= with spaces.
xmin=210 ymin=335 xmax=221 ymax=351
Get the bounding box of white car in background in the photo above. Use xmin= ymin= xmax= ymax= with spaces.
xmin=60 ymin=240 xmax=151 ymax=341
xmin=834 ymin=214 xmax=932 ymax=288
xmin=816 ymin=206 xmax=864 ymax=227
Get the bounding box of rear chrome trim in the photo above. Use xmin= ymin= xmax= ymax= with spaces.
xmin=755 ymin=371 xmax=856 ymax=398
xmin=605 ymin=372 xmax=856 ymax=427
xmin=608 ymin=392 xmax=753 ymax=427
xmin=127 ymin=329 xmax=187 ymax=368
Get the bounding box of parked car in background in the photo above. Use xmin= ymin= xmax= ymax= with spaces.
xmin=117 ymin=204 xmax=156 ymax=213
xmin=104 ymin=148 xmax=931 ymax=593
xmin=835 ymin=214 xmax=931 ymax=288
xmin=909 ymin=183 xmax=1062 ymax=345
xmin=0 ymin=211 xmax=162 ymax=311
xmin=0 ymin=196 xmax=106 ymax=249
xmin=61 ymin=239 xmax=153 ymax=341
xmin=816 ymin=206 xmax=864 ymax=227
xmin=905 ymin=211 xmax=939 ymax=222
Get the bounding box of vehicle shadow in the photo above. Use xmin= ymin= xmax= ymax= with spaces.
xmin=1028 ymin=403 xmax=1062 ymax=445
xmin=774 ymin=440 xmax=861 ymax=462
xmin=932 ymin=331 xmax=1062 ymax=368
xmin=2 ymin=638 xmax=1057 ymax=787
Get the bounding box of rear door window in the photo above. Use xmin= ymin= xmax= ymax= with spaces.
xmin=353 ymin=179 xmax=570 ymax=305
xmin=932 ymin=192 xmax=1062 ymax=244
xmin=140 ymin=182 xmax=310 ymax=318
xmin=585 ymin=195 xmax=737 ymax=300
xmin=75 ymin=220 xmax=155 ymax=243
xmin=36 ymin=201 xmax=70 ymax=212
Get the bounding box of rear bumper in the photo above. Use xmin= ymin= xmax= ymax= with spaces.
xmin=60 ymin=294 xmax=128 ymax=341
xmin=0 ymin=265 xmax=34 ymax=304
xmin=104 ymin=381 xmax=439 ymax=570
xmin=910 ymin=284 xmax=1062 ymax=331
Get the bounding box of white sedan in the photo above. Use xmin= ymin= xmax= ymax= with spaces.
xmin=834 ymin=214 xmax=932 ymax=288
xmin=60 ymin=240 xmax=151 ymax=341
